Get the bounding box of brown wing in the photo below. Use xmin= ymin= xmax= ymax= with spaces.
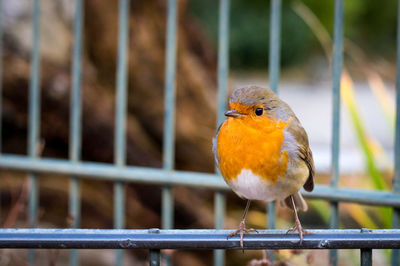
xmin=287 ymin=119 xmax=315 ymax=192
xmin=298 ymin=144 xmax=315 ymax=192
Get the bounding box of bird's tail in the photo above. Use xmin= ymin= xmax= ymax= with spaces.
xmin=281 ymin=191 xmax=308 ymax=212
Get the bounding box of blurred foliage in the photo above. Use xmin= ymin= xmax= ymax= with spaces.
xmin=189 ymin=0 xmax=397 ymax=70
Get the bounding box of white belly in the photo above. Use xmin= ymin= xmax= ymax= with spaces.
xmin=228 ymin=169 xmax=298 ymax=202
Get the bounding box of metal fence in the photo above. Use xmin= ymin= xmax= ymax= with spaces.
xmin=0 ymin=0 xmax=400 ymax=266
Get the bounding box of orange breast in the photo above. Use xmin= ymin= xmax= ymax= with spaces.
xmin=216 ymin=115 xmax=289 ymax=184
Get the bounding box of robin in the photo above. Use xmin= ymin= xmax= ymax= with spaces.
xmin=213 ymin=85 xmax=314 ymax=248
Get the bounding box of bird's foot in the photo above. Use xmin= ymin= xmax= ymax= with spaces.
xmin=286 ymin=218 xmax=312 ymax=244
xmin=227 ymin=220 xmax=258 ymax=249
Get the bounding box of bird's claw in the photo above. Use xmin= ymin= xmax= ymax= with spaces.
xmin=227 ymin=220 xmax=257 ymax=249
xmin=286 ymin=219 xmax=312 ymax=244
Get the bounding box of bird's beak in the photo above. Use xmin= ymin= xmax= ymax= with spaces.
xmin=224 ymin=109 xmax=244 ymax=118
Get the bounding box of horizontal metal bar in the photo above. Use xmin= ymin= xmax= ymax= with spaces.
xmin=1 ymin=154 xmax=400 ymax=207
xmin=301 ymin=186 xmax=400 ymax=207
xmin=0 ymin=229 xmax=399 ymax=250
xmin=0 ymin=154 xmax=225 ymax=188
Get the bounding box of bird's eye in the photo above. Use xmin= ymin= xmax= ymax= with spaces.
xmin=255 ymin=108 xmax=263 ymax=116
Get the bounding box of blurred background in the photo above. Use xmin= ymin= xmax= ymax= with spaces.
xmin=0 ymin=0 xmax=397 ymax=265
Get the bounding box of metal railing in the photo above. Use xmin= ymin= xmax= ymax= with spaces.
xmin=1 ymin=229 xmax=399 ymax=250
xmin=0 ymin=0 xmax=399 ymax=265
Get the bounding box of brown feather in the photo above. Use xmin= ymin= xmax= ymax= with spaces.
xmin=300 ymin=146 xmax=315 ymax=192
xmin=287 ymin=121 xmax=315 ymax=192
xmin=281 ymin=192 xmax=308 ymax=211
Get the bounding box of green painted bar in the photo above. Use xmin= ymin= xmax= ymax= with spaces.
xmin=114 ymin=0 xmax=129 ymax=169
xmin=161 ymin=188 xmax=173 ymax=266
xmin=3 ymin=155 xmax=400 ymax=207
xmin=114 ymin=0 xmax=130 ymax=220
xmin=162 ymin=0 xmax=178 ymax=233
xmin=114 ymin=183 xmax=125 ymax=266
xmin=361 ymin=249 xmax=372 ymax=266
xmin=216 ymin=0 xmax=230 ymax=126
xmin=215 ymin=0 xmax=230 ymax=264
xmin=69 ymin=0 xmax=84 ymax=265
xmin=149 ymin=228 xmax=161 ymax=265
xmin=70 ymin=1 xmax=84 ymax=165
xmin=267 ymin=0 xmax=282 ymax=237
xmin=0 ymin=0 xmax=3 ymax=154
xmin=28 ymin=0 xmax=41 ymax=223
xmin=329 ymin=202 xmax=339 ymax=266
xmin=266 ymin=201 xmax=276 ymax=260
xmin=162 ymin=187 xmax=173 ymax=229
xmin=163 ymin=0 xmax=177 ymax=172
xmin=161 ymin=1 xmax=178 ymax=265
xmin=267 ymin=202 xmax=276 ymax=229
xmin=330 ymin=0 xmax=343 ymax=189
xmin=213 ymin=191 xmax=226 ymax=266
xmin=114 ymin=0 xmax=130 ymax=265
xmin=28 ymin=0 xmax=41 ymax=264
xmin=27 ymin=174 xmax=38 ymax=265
xmin=269 ymin=0 xmax=281 ymax=95
xmin=330 ymin=0 xmax=344 ymax=265
xmin=392 ymin=1 xmax=400 ymax=265
xmin=393 ymin=215 xmax=400 ymax=265
xmin=149 ymin=249 xmax=161 ymax=266
xmin=0 ymin=0 xmax=3 ymax=223
xmin=69 ymin=178 xmax=80 ymax=266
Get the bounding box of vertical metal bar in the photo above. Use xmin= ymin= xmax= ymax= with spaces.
xmin=28 ymin=0 xmax=41 ymax=225
xmin=329 ymin=202 xmax=339 ymax=265
xmin=162 ymin=0 xmax=178 ymax=230
xmin=0 ymin=0 xmax=3 ymax=223
xmin=27 ymin=0 xmax=41 ymax=264
xmin=361 ymin=249 xmax=372 ymax=266
xmin=330 ymin=0 xmax=343 ymax=265
xmin=161 ymin=187 xmax=173 ymax=266
xmin=213 ymin=191 xmax=226 ymax=266
xmin=149 ymin=249 xmax=161 ymax=266
xmin=392 ymin=2 xmax=400 ymax=266
xmin=115 ymin=0 xmax=130 ymax=169
xmin=161 ymin=0 xmax=178 ymax=262
xmin=114 ymin=184 xmax=125 ymax=266
xmin=0 ymin=0 xmax=3 ymax=154
xmin=216 ymin=0 xmax=230 ymax=126
xmin=114 ymin=0 xmax=130 ymax=265
xmin=162 ymin=187 xmax=173 ymax=229
xmin=266 ymin=202 xmax=275 ymax=260
xmin=331 ymin=0 xmax=343 ymax=197
xmin=163 ymin=0 xmax=178 ymax=172
xmin=267 ymin=202 xmax=276 ymax=229
xmin=214 ymin=0 xmax=229 ymax=265
xmin=267 ymin=0 xmax=281 ymax=236
xmin=269 ymin=0 xmax=281 ymax=94
xmin=69 ymin=0 xmax=84 ymax=265
xmin=266 ymin=1 xmax=281 ymax=259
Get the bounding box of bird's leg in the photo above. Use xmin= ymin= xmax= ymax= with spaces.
xmin=286 ymin=195 xmax=311 ymax=244
xmin=228 ymin=200 xmax=257 ymax=248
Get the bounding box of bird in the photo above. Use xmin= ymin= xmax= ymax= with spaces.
xmin=213 ymin=85 xmax=315 ymax=248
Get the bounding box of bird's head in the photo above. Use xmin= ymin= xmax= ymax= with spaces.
xmin=225 ymin=85 xmax=290 ymax=122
